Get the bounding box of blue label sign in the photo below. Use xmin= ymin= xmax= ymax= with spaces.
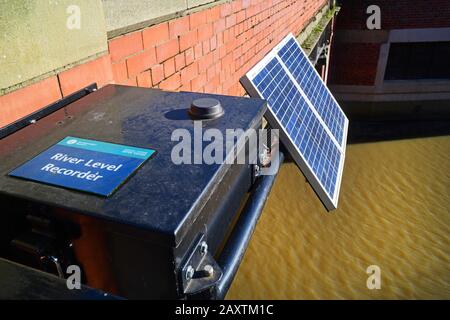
xmin=9 ymin=136 xmax=156 ymax=196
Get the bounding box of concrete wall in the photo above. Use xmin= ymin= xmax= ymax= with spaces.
xmin=102 ymin=0 xmax=220 ymax=38
xmin=103 ymin=0 xmax=187 ymax=36
xmin=0 ymin=0 xmax=107 ymax=94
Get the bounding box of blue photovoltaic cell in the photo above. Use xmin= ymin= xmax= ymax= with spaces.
xmin=253 ymin=58 xmax=340 ymax=198
xmin=278 ymin=37 xmax=346 ymax=147
xmin=241 ymin=34 xmax=349 ymax=210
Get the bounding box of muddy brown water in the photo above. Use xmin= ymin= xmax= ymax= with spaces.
xmin=227 ymin=135 xmax=450 ymax=299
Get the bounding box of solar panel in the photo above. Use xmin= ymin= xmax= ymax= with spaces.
xmin=240 ymin=33 xmax=349 ymax=210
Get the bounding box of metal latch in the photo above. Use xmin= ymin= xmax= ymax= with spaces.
xmin=10 ymin=214 xmax=80 ymax=279
xmin=180 ymin=234 xmax=223 ymax=296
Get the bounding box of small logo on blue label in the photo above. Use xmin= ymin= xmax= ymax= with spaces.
xmin=9 ymin=136 xmax=156 ymax=196
xmin=67 ymin=139 xmax=78 ymax=145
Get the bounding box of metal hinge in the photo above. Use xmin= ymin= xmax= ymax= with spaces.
xmin=0 ymin=83 xmax=97 ymax=139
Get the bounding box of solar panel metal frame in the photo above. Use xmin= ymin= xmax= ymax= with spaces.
xmin=240 ymin=33 xmax=349 ymax=211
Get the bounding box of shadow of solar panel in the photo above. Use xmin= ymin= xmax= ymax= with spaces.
xmin=240 ymin=33 xmax=349 ymax=211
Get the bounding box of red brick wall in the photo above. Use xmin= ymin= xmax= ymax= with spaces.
xmin=336 ymin=0 xmax=450 ymax=30
xmin=329 ymin=43 xmax=380 ymax=85
xmin=0 ymin=0 xmax=327 ymax=129
xmin=329 ymin=0 xmax=450 ymax=87
xmin=110 ymin=0 xmax=327 ymax=93
xmin=0 ymin=55 xmax=113 ymax=128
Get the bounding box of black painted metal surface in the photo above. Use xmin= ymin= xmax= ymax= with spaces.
xmin=0 ymin=85 xmax=270 ymax=299
xmin=0 ymin=85 xmax=266 ymax=247
xmin=0 ymin=258 xmax=119 ymax=300
xmin=0 ymin=84 xmax=97 ymax=139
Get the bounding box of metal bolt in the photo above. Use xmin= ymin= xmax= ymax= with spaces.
xmin=203 ymin=264 xmax=214 ymax=277
xmin=185 ymin=265 xmax=195 ymax=281
xmin=259 ymin=144 xmax=271 ymax=167
xmin=200 ymin=241 xmax=208 ymax=256
xmin=254 ymin=164 xmax=261 ymax=177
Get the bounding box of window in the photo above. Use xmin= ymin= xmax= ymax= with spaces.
xmin=384 ymin=42 xmax=450 ymax=80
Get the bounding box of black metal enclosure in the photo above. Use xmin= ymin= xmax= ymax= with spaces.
xmin=0 ymin=85 xmax=282 ymax=299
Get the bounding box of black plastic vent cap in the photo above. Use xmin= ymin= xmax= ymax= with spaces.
xmin=189 ymin=98 xmax=224 ymax=120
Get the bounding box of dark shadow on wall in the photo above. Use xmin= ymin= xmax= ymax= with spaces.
xmin=339 ymin=100 xmax=450 ymax=143
xmin=347 ymin=120 xmax=450 ymax=144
